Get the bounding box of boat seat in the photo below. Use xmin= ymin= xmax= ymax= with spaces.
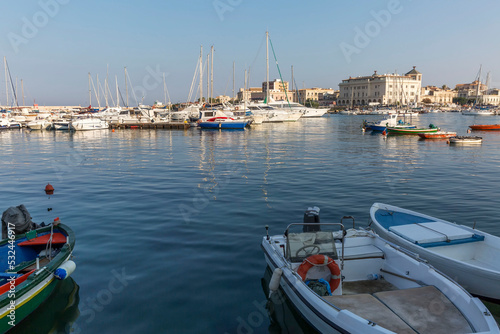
xmin=342 ymin=245 xmax=384 ymax=260
xmin=389 ymin=222 xmax=484 ymax=247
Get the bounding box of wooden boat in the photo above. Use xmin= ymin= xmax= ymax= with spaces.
xmin=449 ymin=136 xmax=483 ymax=144
xmin=370 ymin=202 xmax=500 ymax=302
xmin=387 ymin=125 xmax=439 ymax=135
xmin=198 ymin=117 xmax=248 ymax=129
xmin=0 ymin=220 xmax=76 ymax=331
xmin=262 ymin=207 xmax=500 ymax=333
xmin=469 ymin=124 xmax=500 ymax=131
xmin=418 ymin=131 xmax=457 ymax=139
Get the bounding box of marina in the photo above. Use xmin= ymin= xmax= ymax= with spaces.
xmin=1 ymin=112 xmax=500 ymax=333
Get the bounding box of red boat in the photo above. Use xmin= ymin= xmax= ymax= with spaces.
xmin=469 ymin=124 xmax=500 ymax=130
xmin=418 ymin=131 xmax=457 ymax=139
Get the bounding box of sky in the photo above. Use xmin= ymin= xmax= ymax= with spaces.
xmin=1 ymin=0 xmax=500 ymax=106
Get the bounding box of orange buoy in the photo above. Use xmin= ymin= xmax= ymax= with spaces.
xmin=45 ymin=183 xmax=54 ymax=195
xmin=297 ymin=254 xmax=341 ymax=292
xmin=112 ymin=129 xmax=115 ymax=132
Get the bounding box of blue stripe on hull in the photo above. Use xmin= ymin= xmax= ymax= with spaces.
xmin=199 ymin=122 xmax=247 ymax=129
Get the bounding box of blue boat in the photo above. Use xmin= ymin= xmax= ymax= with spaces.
xmin=198 ymin=117 xmax=248 ymax=129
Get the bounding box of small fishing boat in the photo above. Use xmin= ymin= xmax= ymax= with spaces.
xmin=70 ymin=118 xmax=109 ymax=131
xmin=0 ymin=208 xmax=76 ymax=332
xmin=469 ymin=124 xmax=500 ymax=131
xmin=262 ymin=207 xmax=499 ymax=333
xmin=449 ymin=136 xmax=483 ymax=144
xmin=418 ymin=131 xmax=457 ymax=139
xmin=198 ymin=117 xmax=248 ymax=129
xmin=387 ymin=124 xmax=439 ymax=135
xmin=370 ymin=202 xmax=500 ymax=302
xmin=364 ymin=113 xmax=398 ymax=132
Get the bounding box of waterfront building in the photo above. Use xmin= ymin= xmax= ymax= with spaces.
xmin=337 ymin=67 xmax=422 ymax=107
xmin=237 ymin=79 xmax=295 ymax=102
xmin=297 ymin=88 xmax=335 ymax=104
xmin=421 ymin=86 xmax=457 ymax=105
xmin=455 ymin=80 xmax=500 ymax=106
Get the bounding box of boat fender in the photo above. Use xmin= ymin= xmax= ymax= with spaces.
xmin=54 ymin=260 xmax=76 ymax=280
xmin=297 ymin=255 xmax=341 ymax=292
xmin=268 ymin=268 xmax=282 ymax=297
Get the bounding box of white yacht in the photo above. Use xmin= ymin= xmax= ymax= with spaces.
xmin=268 ymin=101 xmax=327 ymax=118
xmin=70 ymin=118 xmax=109 ymax=131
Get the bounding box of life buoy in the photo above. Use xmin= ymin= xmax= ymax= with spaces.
xmin=235 ymin=106 xmax=239 ymax=110
xmin=297 ymin=255 xmax=341 ymax=292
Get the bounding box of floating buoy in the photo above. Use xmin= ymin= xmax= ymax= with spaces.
xmin=112 ymin=129 xmax=115 ymax=132
xmin=45 ymin=183 xmax=54 ymax=195
xmin=54 ymin=260 xmax=76 ymax=280
xmin=268 ymin=268 xmax=282 ymax=297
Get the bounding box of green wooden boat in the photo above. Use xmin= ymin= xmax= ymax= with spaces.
xmin=387 ymin=124 xmax=440 ymax=135
xmin=0 ymin=222 xmax=76 ymax=332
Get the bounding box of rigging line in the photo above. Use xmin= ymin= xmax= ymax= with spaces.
xmin=247 ymin=34 xmax=266 ymax=86
xmin=126 ymin=71 xmax=139 ymax=106
xmin=269 ymin=37 xmax=291 ymax=109
xmin=5 ymin=59 xmax=18 ymax=107
xmin=187 ymin=57 xmax=200 ymax=103
xmin=118 ymin=87 xmax=126 ymax=107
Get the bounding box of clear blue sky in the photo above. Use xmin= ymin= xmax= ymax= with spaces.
xmin=1 ymin=0 xmax=499 ymax=106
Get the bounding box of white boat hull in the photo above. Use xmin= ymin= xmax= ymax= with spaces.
xmin=370 ymin=202 xmax=500 ymax=301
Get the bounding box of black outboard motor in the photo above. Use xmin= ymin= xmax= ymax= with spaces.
xmin=303 ymin=206 xmax=321 ymax=232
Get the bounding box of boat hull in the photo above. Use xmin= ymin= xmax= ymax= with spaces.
xmin=370 ymin=203 xmax=500 ymax=301
xmin=0 ymin=223 xmax=75 ymax=331
xmin=449 ymin=136 xmax=482 ymax=144
xmin=469 ymin=124 xmax=500 ymax=131
xmin=198 ymin=121 xmax=247 ymax=129
xmin=418 ymin=131 xmax=456 ymax=139
xmin=387 ymin=127 xmax=439 ymax=135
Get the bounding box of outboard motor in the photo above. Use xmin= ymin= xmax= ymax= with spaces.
xmin=303 ymin=206 xmax=321 ymax=232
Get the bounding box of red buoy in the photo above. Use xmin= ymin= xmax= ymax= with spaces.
xmin=45 ymin=183 xmax=54 ymax=195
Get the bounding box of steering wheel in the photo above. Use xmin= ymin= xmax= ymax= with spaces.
xmin=295 ymin=244 xmax=321 ymax=257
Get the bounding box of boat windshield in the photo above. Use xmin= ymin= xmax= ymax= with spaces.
xmin=286 ymin=230 xmax=339 ymax=263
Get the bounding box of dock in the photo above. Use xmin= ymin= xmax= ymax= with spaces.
xmin=109 ymin=122 xmax=190 ymax=130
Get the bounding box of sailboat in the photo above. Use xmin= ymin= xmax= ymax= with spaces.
xmin=463 ymin=66 xmax=494 ymax=116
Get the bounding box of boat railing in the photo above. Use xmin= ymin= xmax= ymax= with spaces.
xmin=284 ymin=222 xmax=346 ymax=270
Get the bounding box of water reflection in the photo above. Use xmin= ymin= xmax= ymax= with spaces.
xmin=9 ymin=277 xmax=80 ymax=334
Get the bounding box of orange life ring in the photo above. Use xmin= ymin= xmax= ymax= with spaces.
xmin=235 ymin=106 xmax=239 ymax=110
xmin=297 ymin=254 xmax=341 ymax=292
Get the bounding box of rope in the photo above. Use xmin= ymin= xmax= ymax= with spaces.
xmin=269 ymin=37 xmax=291 ymax=110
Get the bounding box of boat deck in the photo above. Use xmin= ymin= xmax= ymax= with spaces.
xmin=324 ymin=285 xmax=473 ymax=334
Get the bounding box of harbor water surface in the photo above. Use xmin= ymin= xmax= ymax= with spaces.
xmin=1 ymin=113 xmax=500 ymax=333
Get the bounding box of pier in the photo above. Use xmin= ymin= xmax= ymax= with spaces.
xmin=109 ymin=122 xmax=190 ymax=130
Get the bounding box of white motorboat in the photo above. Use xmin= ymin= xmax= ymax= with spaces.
xmin=26 ymin=119 xmax=52 ymax=130
xmin=462 ymin=108 xmax=495 ymax=116
xmin=52 ymin=120 xmax=70 ymax=131
xmin=449 ymin=136 xmax=483 ymax=144
xmin=245 ymin=103 xmax=302 ymax=122
xmin=370 ymin=202 xmax=500 ymax=301
xmin=268 ymin=101 xmax=327 ymax=118
xmin=262 ymin=207 xmax=500 ymax=333
xmin=69 ymin=118 xmax=109 ymax=131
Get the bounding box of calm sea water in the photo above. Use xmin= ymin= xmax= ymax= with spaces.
xmin=2 ymin=112 xmax=500 ymax=333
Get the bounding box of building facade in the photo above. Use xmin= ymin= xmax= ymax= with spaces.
xmin=421 ymin=86 xmax=457 ymax=105
xmin=297 ymin=88 xmax=335 ymax=104
xmin=338 ymin=67 xmax=422 ymax=107
xmin=237 ymin=79 xmax=295 ymax=102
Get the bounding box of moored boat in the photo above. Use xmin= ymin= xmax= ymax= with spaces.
xmin=469 ymin=124 xmax=500 ymax=131
xmin=387 ymin=124 xmax=439 ymax=135
xmin=69 ymin=118 xmax=109 ymax=131
xmin=0 ymin=206 xmax=76 ymax=332
xmin=418 ymin=131 xmax=457 ymax=139
xmin=449 ymin=136 xmax=483 ymax=144
xmin=370 ymin=202 xmax=500 ymax=301
xmin=198 ymin=116 xmax=248 ymax=129
xmin=262 ymin=207 xmax=500 ymax=333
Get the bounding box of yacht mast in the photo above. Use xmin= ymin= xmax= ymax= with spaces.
xmin=88 ymin=72 xmax=91 ymax=106
xmin=232 ymin=61 xmax=235 ymax=103
xmin=199 ymin=45 xmax=203 ymax=104
xmin=266 ymin=31 xmax=269 ymax=104
xmin=115 ymin=75 xmax=119 ymax=107
xmin=21 ymin=79 xmax=24 ymax=106
xmin=4 ymin=57 xmax=9 ymax=107
xmin=124 ymin=67 xmax=128 ymax=107
xmin=291 ymin=65 xmax=294 ymax=102
xmin=210 ymin=45 xmax=214 ymax=103
xmin=206 ymin=54 xmax=209 ymax=103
